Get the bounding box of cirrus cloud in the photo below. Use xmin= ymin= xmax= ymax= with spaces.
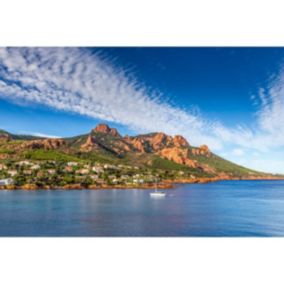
xmin=0 ymin=47 xmax=223 ymax=149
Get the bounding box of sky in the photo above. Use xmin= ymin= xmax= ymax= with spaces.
xmin=0 ymin=47 xmax=284 ymax=174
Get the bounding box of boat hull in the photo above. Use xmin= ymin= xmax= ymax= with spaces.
xmin=150 ymin=192 xmax=166 ymax=198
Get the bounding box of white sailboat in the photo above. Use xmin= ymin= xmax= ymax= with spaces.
xmin=150 ymin=178 xmax=166 ymax=198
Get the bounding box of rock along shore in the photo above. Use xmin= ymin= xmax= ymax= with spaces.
xmin=0 ymin=176 xmax=283 ymax=190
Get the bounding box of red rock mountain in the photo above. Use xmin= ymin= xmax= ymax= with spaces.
xmin=92 ymin=124 xmax=121 ymax=137
xmin=80 ymin=123 xmax=212 ymax=172
xmin=1 ymin=123 xmax=213 ymax=173
xmin=173 ymin=135 xmax=189 ymax=147
xmin=0 ymin=124 xmax=264 ymax=178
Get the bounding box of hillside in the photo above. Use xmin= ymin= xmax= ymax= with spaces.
xmin=0 ymin=123 xmax=280 ymax=189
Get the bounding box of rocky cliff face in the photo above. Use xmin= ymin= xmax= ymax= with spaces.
xmin=150 ymin=132 xmax=173 ymax=151
xmin=81 ymin=135 xmax=99 ymax=151
xmin=173 ymin=135 xmax=189 ymax=147
xmin=125 ymin=132 xmax=189 ymax=153
xmin=82 ymin=124 xmax=131 ymax=155
xmin=158 ymin=147 xmax=196 ymax=167
xmin=92 ymin=123 xmax=121 ymax=137
xmin=191 ymin=144 xmax=211 ymax=157
xmin=124 ymin=136 xmax=146 ymax=152
xmin=158 ymin=146 xmax=214 ymax=173
xmin=81 ymin=124 xmax=213 ymax=171
xmin=21 ymin=138 xmax=66 ymax=150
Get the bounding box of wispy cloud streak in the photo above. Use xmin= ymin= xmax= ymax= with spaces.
xmin=0 ymin=47 xmax=222 ymax=149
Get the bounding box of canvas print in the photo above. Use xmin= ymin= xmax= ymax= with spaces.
xmin=0 ymin=47 xmax=283 ymax=236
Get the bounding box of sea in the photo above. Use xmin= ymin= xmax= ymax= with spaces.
xmin=1 ymin=180 xmax=284 ymax=236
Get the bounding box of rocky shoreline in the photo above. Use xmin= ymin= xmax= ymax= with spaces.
xmin=0 ymin=182 xmax=174 ymax=190
xmin=0 ymin=176 xmax=283 ymax=190
xmin=168 ymin=175 xmax=284 ymax=184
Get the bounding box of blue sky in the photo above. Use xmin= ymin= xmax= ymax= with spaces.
xmin=0 ymin=47 xmax=284 ymax=173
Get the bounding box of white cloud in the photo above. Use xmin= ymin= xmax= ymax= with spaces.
xmin=19 ymin=132 xmax=61 ymax=138
xmin=209 ymin=66 xmax=284 ymax=155
xmin=257 ymin=71 xmax=284 ymax=139
xmin=0 ymin=47 xmax=223 ymax=150
xmin=231 ymin=148 xmax=245 ymax=156
xmin=232 ymin=155 xmax=284 ymax=175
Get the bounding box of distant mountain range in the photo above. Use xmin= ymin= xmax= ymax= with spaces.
xmin=0 ymin=124 xmax=274 ymax=180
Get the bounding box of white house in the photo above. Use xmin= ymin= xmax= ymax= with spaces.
xmin=92 ymin=166 xmax=104 ymax=173
xmin=0 ymin=178 xmax=14 ymax=186
xmin=103 ymin=164 xmax=118 ymax=170
xmin=133 ymin=178 xmax=145 ymax=184
xmin=17 ymin=160 xmax=33 ymax=166
xmin=30 ymin=164 xmax=41 ymax=170
xmin=8 ymin=170 xmax=17 ymax=177
xmin=76 ymin=169 xmax=89 ymax=175
xmin=67 ymin=162 xmax=78 ymax=167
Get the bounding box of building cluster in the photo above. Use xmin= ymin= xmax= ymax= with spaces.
xmin=0 ymin=160 xmax=162 ymax=187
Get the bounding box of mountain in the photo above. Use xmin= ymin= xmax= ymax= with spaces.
xmin=0 ymin=123 xmax=271 ymax=179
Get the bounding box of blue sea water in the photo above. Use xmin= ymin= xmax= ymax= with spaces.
xmin=1 ymin=180 xmax=284 ymax=236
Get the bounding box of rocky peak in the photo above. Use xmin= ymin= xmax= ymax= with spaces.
xmin=125 ymin=132 xmax=190 ymax=153
xmin=191 ymin=144 xmax=211 ymax=157
xmin=173 ymin=135 xmax=189 ymax=147
xmin=81 ymin=134 xmax=99 ymax=151
xmin=124 ymin=136 xmax=146 ymax=152
xmin=159 ymin=146 xmax=191 ymax=165
xmin=83 ymin=134 xmax=94 ymax=147
xmin=92 ymin=124 xmax=121 ymax=137
xmin=151 ymin=132 xmax=173 ymax=150
xmin=124 ymin=132 xmax=172 ymax=153
xmin=199 ymin=144 xmax=210 ymax=155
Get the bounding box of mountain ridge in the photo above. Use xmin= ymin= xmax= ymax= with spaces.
xmin=0 ymin=123 xmax=271 ymax=178
xmin=1 ymin=123 xmax=283 ymax=190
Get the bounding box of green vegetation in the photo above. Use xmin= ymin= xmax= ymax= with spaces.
xmin=77 ymin=151 xmax=119 ymax=164
xmin=151 ymin=156 xmax=189 ymax=171
xmin=0 ymin=148 xmax=16 ymax=154
xmin=193 ymin=153 xmax=258 ymax=177
xmin=22 ymin=149 xmax=83 ymax=162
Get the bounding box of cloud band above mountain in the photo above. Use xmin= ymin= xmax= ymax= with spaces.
xmin=0 ymin=47 xmax=223 ymax=149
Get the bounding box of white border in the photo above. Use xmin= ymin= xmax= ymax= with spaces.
xmin=1 ymin=238 xmax=283 ymax=284
xmin=1 ymin=0 xmax=284 ymax=46
xmin=1 ymin=0 xmax=284 ymax=283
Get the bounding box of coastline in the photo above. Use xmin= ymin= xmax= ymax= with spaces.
xmin=0 ymin=175 xmax=283 ymax=190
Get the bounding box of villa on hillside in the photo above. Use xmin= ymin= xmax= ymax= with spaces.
xmin=0 ymin=178 xmax=14 ymax=186
xmin=67 ymin=162 xmax=78 ymax=167
xmin=16 ymin=160 xmax=33 ymax=166
xmin=8 ymin=170 xmax=17 ymax=177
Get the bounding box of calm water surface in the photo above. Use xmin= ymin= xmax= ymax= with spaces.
xmin=1 ymin=180 xmax=284 ymax=236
